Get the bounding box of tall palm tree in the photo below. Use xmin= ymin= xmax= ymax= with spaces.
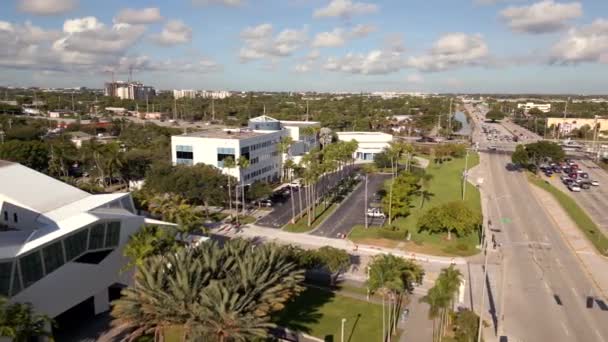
xmin=237 ymin=156 xmax=250 ymax=215
xmin=362 ymin=163 xmax=377 ymax=229
xmin=223 ymin=156 xmax=236 ymax=214
xmin=278 ymin=136 xmax=294 ymax=182
xmin=420 ymin=174 xmax=434 ymax=208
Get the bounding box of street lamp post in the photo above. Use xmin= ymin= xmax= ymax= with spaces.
xmin=341 ymin=318 xmax=347 ymax=342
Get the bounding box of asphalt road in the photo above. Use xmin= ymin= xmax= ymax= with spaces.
xmin=257 ymin=167 xmax=356 ymax=228
xmin=311 ymin=173 xmax=390 ymax=238
xmin=482 ymin=152 xmax=608 ymax=342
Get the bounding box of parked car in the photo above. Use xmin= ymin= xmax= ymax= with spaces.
xmin=289 ymin=179 xmax=302 ymax=188
xmin=579 ymin=172 xmax=589 ymax=179
xmin=580 ymin=182 xmax=591 ymax=190
xmin=568 ymin=183 xmax=582 ymax=192
xmin=367 ymin=208 xmax=386 ymax=218
xmin=591 ymin=180 xmax=600 ymax=186
xmin=257 ymin=199 xmax=273 ymax=207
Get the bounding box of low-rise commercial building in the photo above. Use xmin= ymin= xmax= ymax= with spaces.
xmin=173 ymin=89 xmax=196 ymax=99
xmin=336 ymin=132 xmax=393 ymax=161
xmin=547 ymin=117 xmax=608 ymax=137
xmin=0 ymin=160 xmax=169 ymax=319
xmin=518 ymin=102 xmax=551 ymax=113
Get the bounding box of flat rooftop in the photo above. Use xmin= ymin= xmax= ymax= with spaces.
xmin=177 ymin=129 xmax=271 ymax=139
xmin=280 ymin=120 xmax=320 ymax=127
xmin=336 ymin=131 xmax=393 ymax=136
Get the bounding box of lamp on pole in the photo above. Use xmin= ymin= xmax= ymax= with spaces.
xmin=341 ymin=318 xmax=347 ymax=342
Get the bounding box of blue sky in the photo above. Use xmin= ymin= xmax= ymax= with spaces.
xmin=1 ymin=0 xmax=608 ymax=93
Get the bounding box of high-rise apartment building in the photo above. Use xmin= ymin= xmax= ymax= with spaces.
xmin=104 ymin=81 xmax=155 ymax=101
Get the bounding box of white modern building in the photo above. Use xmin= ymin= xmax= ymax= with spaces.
xmin=171 ymin=115 xmax=319 ymax=184
xmin=200 ymin=90 xmax=231 ymax=99
xmin=336 ymin=132 xmax=393 ymax=161
xmin=173 ymin=89 xmax=197 ymax=99
xmin=517 ymin=102 xmax=551 ymax=113
xmin=104 ymin=81 xmax=155 ymax=101
xmin=0 ymin=160 xmax=169 ymax=320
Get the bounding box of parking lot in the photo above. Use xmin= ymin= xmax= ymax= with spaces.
xmin=542 ymin=159 xmax=608 ymax=235
xmin=311 ymin=174 xmax=390 ymax=238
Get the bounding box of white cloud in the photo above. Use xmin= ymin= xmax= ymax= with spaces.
xmin=294 ymin=63 xmax=312 ymax=73
xmin=350 ymin=24 xmax=376 ymax=38
xmin=323 ymin=50 xmax=406 ymax=75
xmin=312 ymin=29 xmax=346 ymax=48
xmin=63 ymin=16 xmax=104 ymax=34
xmin=192 ymin=0 xmax=244 ymax=6
xmin=407 ymin=33 xmax=489 ymax=71
xmin=239 ymin=24 xmax=308 ymax=62
xmin=115 ymin=8 xmax=163 ymax=25
xmin=407 ymin=74 xmax=424 ymax=83
xmin=153 ymin=20 xmax=193 ymax=45
xmin=307 ymin=49 xmax=321 ymax=60
xmin=500 ymin=0 xmax=582 ymax=34
xmin=550 ymin=19 xmax=608 ymax=64
xmin=18 ymin=0 xmax=77 ymax=15
xmin=314 ymin=0 xmax=378 ymax=19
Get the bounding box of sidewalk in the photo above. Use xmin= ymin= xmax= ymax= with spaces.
xmin=225 ymin=224 xmax=468 ymax=266
xmin=530 ymin=184 xmax=608 ymax=298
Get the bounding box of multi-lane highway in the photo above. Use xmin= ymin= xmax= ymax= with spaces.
xmin=467 ymin=104 xmax=608 ymax=341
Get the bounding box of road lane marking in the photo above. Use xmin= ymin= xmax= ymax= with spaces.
xmin=561 ymin=322 xmax=570 ymax=336
xmin=571 ymin=287 xmax=580 ymax=298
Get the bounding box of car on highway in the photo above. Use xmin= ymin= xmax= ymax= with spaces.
xmin=367 ymin=208 xmax=386 ymax=218
xmin=591 ymin=180 xmax=600 ymax=186
xmin=256 ymin=199 xmax=273 ymax=207
xmin=568 ymin=183 xmax=582 ymax=192
xmin=488 ymin=145 xmax=497 ymax=151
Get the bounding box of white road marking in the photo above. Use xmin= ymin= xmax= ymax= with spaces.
xmin=561 ymin=322 xmax=570 ymax=336
xmin=571 ymin=287 xmax=580 ymax=298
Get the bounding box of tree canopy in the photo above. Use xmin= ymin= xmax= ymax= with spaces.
xmin=417 ymin=201 xmax=481 ymax=239
xmin=382 ymin=172 xmax=420 ymax=220
xmin=510 ymin=141 xmax=565 ymax=169
xmin=486 ymin=110 xmax=506 ymax=122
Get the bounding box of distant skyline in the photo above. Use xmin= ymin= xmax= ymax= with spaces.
xmin=1 ymin=0 xmax=608 ymax=93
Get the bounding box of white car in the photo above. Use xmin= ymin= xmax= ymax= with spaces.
xmin=568 ymin=183 xmax=582 ymax=192
xmin=591 ymin=180 xmax=600 ymax=186
xmin=367 ymin=208 xmax=386 ymax=218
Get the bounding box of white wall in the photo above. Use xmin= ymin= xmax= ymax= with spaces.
xmin=337 ymin=132 xmax=393 ymax=161
xmin=11 ymin=215 xmax=143 ymax=318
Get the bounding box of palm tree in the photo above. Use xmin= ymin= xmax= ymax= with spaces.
xmin=278 ymin=136 xmax=294 ymax=181
xmin=421 ymin=265 xmax=463 ymax=342
xmin=237 ymin=156 xmax=250 ymax=216
xmin=0 ymin=298 xmax=54 ymax=342
xmin=222 ymin=156 xmax=236 ymax=214
xmin=420 ymin=174 xmax=434 ymax=208
xmin=111 ymin=239 xmax=305 ymax=342
xmin=362 ymin=163 xmax=377 ymax=229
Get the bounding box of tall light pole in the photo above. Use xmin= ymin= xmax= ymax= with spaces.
xmin=462 ymin=149 xmax=470 ymax=201
xmin=341 ymin=318 xmax=347 ymax=342
xmin=477 ymin=236 xmax=489 ymax=342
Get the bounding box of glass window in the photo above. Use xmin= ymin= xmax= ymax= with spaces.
xmin=120 ymin=197 xmax=135 ymax=213
xmin=105 ymin=222 xmax=121 ymax=248
xmin=88 ymin=223 xmax=106 ymax=250
xmin=64 ymin=229 xmax=89 ymax=260
xmin=20 ymin=251 xmax=43 ymax=288
xmin=11 ymin=264 xmax=21 ymax=296
xmin=3 ymin=211 xmax=7 ymax=221
xmin=0 ymin=262 xmax=12 ymax=297
xmin=13 ymin=213 xmax=17 ymax=223
xmin=42 ymin=241 xmax=65 ymax=275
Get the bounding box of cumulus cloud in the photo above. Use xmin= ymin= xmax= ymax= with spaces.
xmin=192 ymin=0 xmax=244 ymax=6
xmin=500 ymin=0 xmax=582 ymax=34
xmin=0 ymin=17 xmax=218 ymax=76
xmin=239 ymin=23 xmax=308 ymax=62
xmin=17 ymin=0 xmax=77 ymax=15
xmin=550 ymin=19 xmax=608 ymax=64
xmin=311 ymin=25 xmax=375 ymax=48
xmin=153 ymin=20 xmax=193 ymax=45
xmin=314 ymin=0 xmax=378 ymax=19
xmin=323 ymin=50 xmax=406 ymax=74
xmin=407 ymin=33 xmax=489 ymax=71
xmin=312 ymin=29 xmax=346 ymax=48
xmin=115 ymin=8 xmax=163 ymax=24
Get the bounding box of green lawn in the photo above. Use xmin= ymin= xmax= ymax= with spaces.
xmin=528 ymin=175 xmax=608 ymax=256
xmin=349 ymin=153 xmax=482 ymax=257
xmin=284 ymin=203 xmax=338 ymax=233
xmin=274 ymin=286 xmax=383 ymax=342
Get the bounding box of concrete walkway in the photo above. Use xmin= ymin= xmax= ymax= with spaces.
xmin=223 ymin=224 xmax=467 ymax=266
xmin=529 ymin=183 xmax=608 ymax=299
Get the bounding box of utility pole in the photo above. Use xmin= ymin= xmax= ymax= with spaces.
xmin=563 ymin=97 xmax=569 ymax=119
xmin=306 ymin=99 xmax=309 ymax=121
xmin=448 ymin=98 xmax=453 ymax=134
xmin=341 ymin=318 xmax=347 ymax=342
xmin=173 ymin=98 xmax=177 ymax=121
xmin=462 ymin=149 xmax=469 ymax=200
xmin=477 ymin=238 xmax=489 ymax=342
xmin=146 ymin=94 xmax=149 ymax=113
xmin=211 ymin=97 xmax=215 ymax=121
xmin=71 ymin=92 xmax=75 ymax=112
xmin=592 ymin=115 xmax=600 ymax=160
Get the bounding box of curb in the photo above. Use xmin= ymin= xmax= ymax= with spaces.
xmin=528 ymin=180 xmax=608 ymax=300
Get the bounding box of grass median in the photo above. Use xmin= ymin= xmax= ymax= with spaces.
xmin=284 ymin=203 xmax=339 ymax=233
xmin=349 ymin=153 xmax=482 ymax=257
xmin=528 ymin=175 xmax=608 ymax=256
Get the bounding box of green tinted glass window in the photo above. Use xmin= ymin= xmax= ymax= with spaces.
xmin=88 ymin=224 xmax=106 ymax=250
xmin=0 ymin=262 xmax=12 ymax=297
xmin=43 ymin=241 xmax=65 ymax=274
xmin=64 ymin=229 xmax=89 ymax=260
xmin=20 ymin=251 xmax=43 ymax=288
xmin=11 ymin=264 xmax=21 ymax=296
xmin=105 ymin=222 xmax=121 ymax=248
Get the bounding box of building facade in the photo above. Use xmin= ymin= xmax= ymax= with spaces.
xmin=0 ymin=161 xmax=169 ymax=319
xmin=547 ymin=117 xmax=608 ymax=137
xmin=171 ymin=115 xmax=320 ymax=184
xmin=173 ymin=89 xmax=197 ymax=99
xmin=336 ymin=132 xmax=393 ymax=161
xmin=104 ymin=81 xmax=155 ymax=101
xmin=517 ymin=102 xmax=551 ymax=113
